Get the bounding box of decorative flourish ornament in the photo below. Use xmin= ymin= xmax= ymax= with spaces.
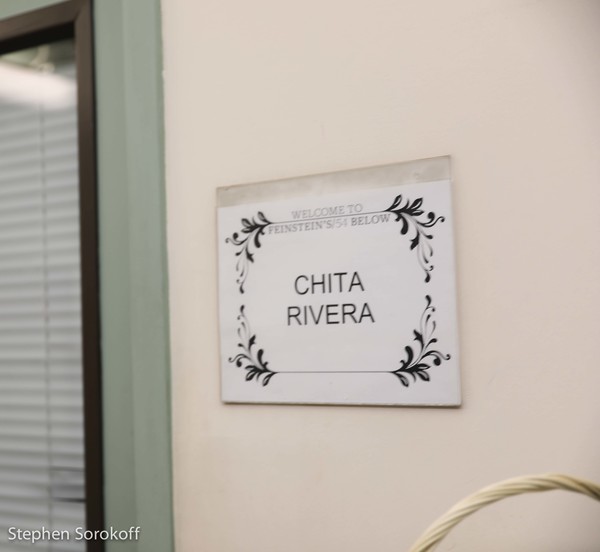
xmin=384 ymin=195 xmax=445 ymax=282
xmin=225 ymin=212 xmax=272 ymax=293
xmin=228 ymin=305 xmax=276 ymax=386
xmin=391 ymin=295 xmax=451 ymax=386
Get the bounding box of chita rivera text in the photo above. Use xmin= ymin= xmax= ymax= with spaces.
xmin=287 ymin=271 xmax=375 ymax=326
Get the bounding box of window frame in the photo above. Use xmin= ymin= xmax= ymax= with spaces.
xmin=0 ymin=0 xmax=174 ymax=550
xmin=0 ymin=0 xmax=103 ymax=548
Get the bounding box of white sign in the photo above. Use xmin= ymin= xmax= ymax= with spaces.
xmin=217 ymin=157 xmax=460 ymax=406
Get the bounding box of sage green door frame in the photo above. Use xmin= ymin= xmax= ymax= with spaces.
xmin=0 ymin=1 xmax=174 ymax=551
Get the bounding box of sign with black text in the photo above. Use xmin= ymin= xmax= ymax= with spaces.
xmin=217 ymin=158 xmax=460 ymax=406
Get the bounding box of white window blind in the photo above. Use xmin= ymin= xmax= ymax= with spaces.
xmin=0 ymin=42 xmax=86 ymax=551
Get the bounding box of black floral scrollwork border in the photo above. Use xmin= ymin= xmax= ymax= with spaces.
xmin=224 ymin=191 xmax=450 ymax=388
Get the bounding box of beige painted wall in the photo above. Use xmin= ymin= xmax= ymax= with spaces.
xmin=162 ymin=0 xmax=600 ymax=550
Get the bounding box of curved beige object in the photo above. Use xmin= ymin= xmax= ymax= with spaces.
xmin=408 ymin=473 xmax=600 ymax=552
